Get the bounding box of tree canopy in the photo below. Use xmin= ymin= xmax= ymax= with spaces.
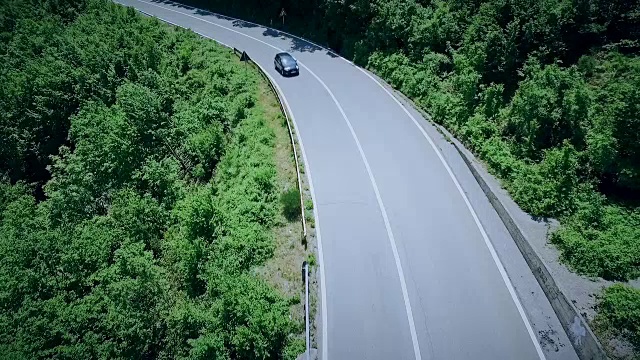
xmin=184 ymin=0 xmax=640 ymax=281
xmin=179 ymin=0 xmax=640 ymax=354
xmin=0 ymin=0 xmax=301 ymax=358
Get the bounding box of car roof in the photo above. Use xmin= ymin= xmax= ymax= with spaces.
xmin=277 ymin=52 xmax=295 ymax=60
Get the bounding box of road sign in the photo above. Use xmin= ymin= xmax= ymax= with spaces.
xmin=279 ymin=8 xmax=286 ymax=25
xmin=240 ymin=51 xmax=250 ymax=62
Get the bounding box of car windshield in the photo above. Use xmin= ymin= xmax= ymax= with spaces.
xmin=281 ymin=55 xmax=296 ymax=66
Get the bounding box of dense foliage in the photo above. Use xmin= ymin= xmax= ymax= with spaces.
xmin=598 ymin=284 xmax=640 ymax=348
xmin=181 ymin=0 xmax=640 ymax=352
xmin=185 ymin=0 xmax=640 ymax=283
xmin=0 ymin=0 xmax=300 ymax=358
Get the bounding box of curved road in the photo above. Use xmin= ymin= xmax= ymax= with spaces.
xmin=114 ymin=1 xmax=580 ymax=359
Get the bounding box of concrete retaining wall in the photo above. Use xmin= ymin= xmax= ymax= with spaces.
xmin=386 ymin=85 xmax=607 ymax=359
xmin=451 ymin=133 xmax=608 ymax=360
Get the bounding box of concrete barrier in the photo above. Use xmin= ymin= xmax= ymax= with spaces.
xmin=118 ymin=5 xmax=605 ymax=357
xmin=389 ymin=87 xmax=608 ymax=360
xmin=453 ymin=141 xmax=607 ymax=360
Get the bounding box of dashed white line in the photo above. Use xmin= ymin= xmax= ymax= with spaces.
xmin=117 ymin=1 xmax=422 ymax=359
xmin=115 ymin=1 xmax=547 ymax=358
xmin=352 ymin=67 xmax=546 ymax=360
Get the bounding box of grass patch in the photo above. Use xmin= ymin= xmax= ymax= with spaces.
xmin=594 ymin=284 xmax=640 ymax=358
xmin=0 ymin=1 xmax=306 ymax=357
xmin=252 ymin=78 xmax=311 ymax=355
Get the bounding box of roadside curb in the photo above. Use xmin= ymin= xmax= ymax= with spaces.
xmin=117 ymin=3 xmax=604 ymax=358
xmin=455 ymin=142 xmax=607 ymax=360
xmin=390 ymin=87 xmax=608 ymax=360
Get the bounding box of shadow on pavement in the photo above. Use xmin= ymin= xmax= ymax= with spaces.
xmin=231 ymin=19 xmax=259 ymax=28
xmin=148 ymin=0 xmax=342 ymax=59
xmin=262 ymin=28 xmax=282 ymax=38
xmin=289 ymin=37 xmax=323 ymax=53
xmin=194 ymin=9 xmax=232 ymax=21
xmin=150 ymin=0 xmax=192 ymax=10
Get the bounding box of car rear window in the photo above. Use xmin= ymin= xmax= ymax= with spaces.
xmin=281 ymin=55 xmax=296 ymax=65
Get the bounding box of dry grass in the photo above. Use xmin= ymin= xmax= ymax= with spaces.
xmin=251 ymin=75 xmax=318 ymax=346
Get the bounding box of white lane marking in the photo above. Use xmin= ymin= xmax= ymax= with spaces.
xmin=145 ymin=2 xmax=547 ymax=356
xmin=353 ymin=69 xmax=546 ymax=360
xmin=115 ymin=2 xmax=329 ymax=358
xmin=299 ymin=50 xmax=424 ymax=360
xmin=120 ymin=1 xmax=423 ymax=359
xmin=188 ymin=1 xmax=547 ymax=352
xmin=253 ymin=65 xmax=329 ymax=360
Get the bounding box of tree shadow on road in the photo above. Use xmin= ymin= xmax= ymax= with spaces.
xmin=262 ymin=27 xmax=328 ymax=55
xmin=194 ymin=9 xmax=232 ymax=21
xmin=147 ymin=0 xmax=343 ymax=59
xmin=326 ymin=50 xmax=339 ymax=58
xmin=289 ymin=37 xmax=323 ymax=53
xmin=263 ymin=28 xmax=283 ymax=39
xmin=150 ymin=0 xmax=193 ymax=10
xmin=231 ymin=19 xmax=260 ymax=28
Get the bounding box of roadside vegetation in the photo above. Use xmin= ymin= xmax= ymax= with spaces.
xmin=178 ymin=0 xmax=639 ymax=355
xmin=0 ymin=0 xmax=304 ymax=358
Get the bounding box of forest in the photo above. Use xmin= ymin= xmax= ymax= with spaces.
xmin=0 ymin=0 xmax=304 ymax=358
xmin=173 ymin=0 xmax=640 ymax=354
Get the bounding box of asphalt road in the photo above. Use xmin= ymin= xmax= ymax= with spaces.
xmin=113 ymin=1 xmax=580 ymax=359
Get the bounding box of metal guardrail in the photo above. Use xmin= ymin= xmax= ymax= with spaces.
xmin=113 ymin=8 xmax=313 ymax=356
xmin=233 ymin=47 xmax=312 ymax=359
xmin=232 ymin=48 xmax=308 ymax=244
xmin=302 ymin=261 xmax=310 ymax=360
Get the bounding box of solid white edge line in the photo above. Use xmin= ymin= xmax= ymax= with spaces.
xmin=353 ymin=68 xmax=547 ymax=360
xmin=256 ymin=65 xmax=330 ymax=360
xmin=120 ymin=1 xmax=424 ymax=359
xmin=118 ymin=1 xmax=544 ymax=359
xmin=194 ymin=0 xmax=548 ymax=353
xmin=301 ymin=66 xmax=424 ymax=360
xmin=115 ymin=2 xmax=327 ymax=359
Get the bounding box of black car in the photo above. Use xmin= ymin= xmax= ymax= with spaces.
xmin=274 ymin=52 xmax=299 ymax=76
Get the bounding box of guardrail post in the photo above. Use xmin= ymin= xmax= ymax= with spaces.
xmin=302 ymin=261 xmax=310 ymax=360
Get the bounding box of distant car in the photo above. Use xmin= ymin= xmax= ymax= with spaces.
xmin=274 ymin=52 xmax=299 ymax=76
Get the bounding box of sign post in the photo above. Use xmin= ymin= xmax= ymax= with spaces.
xmin=240 ymin=51 xmax=249 ymax=74
xmin=279 ymin=8 xmax=286 ymax=26
xmin=302 ymin=261 xmax=310 ymax=360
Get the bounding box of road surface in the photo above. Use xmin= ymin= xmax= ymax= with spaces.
xmin=114 ymin=1 xmax=580 ymax=359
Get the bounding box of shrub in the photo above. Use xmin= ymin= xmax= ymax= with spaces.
xmin=510 ymin=143 xmax=581 ymax=218
xmin=552 ymin=205 xmax=640 ymax=280
xmin=597 ymin=284 xmax=640 ymax=347
xmin=0 ymin=1 xmax=299 ymax=357
xmin=281 ymin=187 xmax=301 ymax=221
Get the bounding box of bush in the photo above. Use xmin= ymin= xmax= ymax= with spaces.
xmin=552 ymin=205 xmax=640 ymax=280
xmin=502 ymin=63 xmax=590 ymax=161
xmin=597 ymin=284 xmax=640 ymax=347
xmin=510 ymin=143 xmax=581 ymax=218
xmin=0 ymin=0 xmax=299 ymax=357
xmin=281 ymin=187 xmax=301 ymax=221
